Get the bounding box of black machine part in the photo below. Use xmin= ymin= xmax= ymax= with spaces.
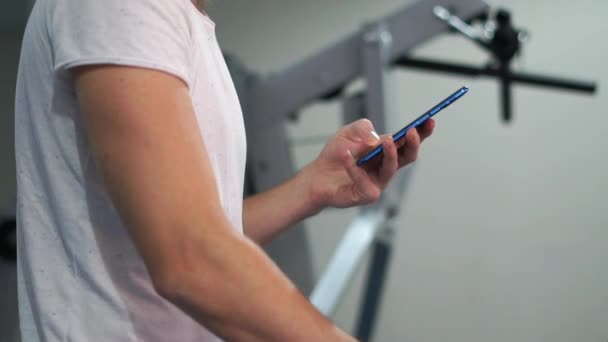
xmin=396 ymin=7 xmax=597 ymax=123
xmin=0 ymin=218 xmax=16 ymax=262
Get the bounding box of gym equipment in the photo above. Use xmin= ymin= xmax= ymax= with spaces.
xmin=399 ymin=5 xmax=596 ymax=122
xmin=0 ymin=218 xmax=16 ymax=262
xmin=226 ymin=1 xmax=596 ymax=340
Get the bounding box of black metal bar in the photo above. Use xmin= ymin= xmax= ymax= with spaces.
xmin=510 ymin=71 xmax=597 ymax=93
xmin=395 ymin=57 xmax=597 ymax=94
xmin=0 ymin=218 xmax=17 ymax=261
xmin=500 ymin=64 xmax=512 ymax=122
xmin=395 ymin=57 xmax=484 ymax=76
xmin=355 ymin=239 xmax=392 ymax=342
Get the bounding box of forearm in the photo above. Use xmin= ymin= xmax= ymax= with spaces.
xmin=243 ymin=165 xmax=322 ymax=244
xmin=161 ymin=218 xmax=351 ymax=341
xmin=73 ymin=65 xmax=351 ymax=341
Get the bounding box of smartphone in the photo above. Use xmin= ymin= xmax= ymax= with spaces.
xmin=357 ymin=86 xmax=469 ymax=166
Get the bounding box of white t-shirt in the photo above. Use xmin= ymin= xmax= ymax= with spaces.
xmin=15 ymin=0 xmax=247 ymax=340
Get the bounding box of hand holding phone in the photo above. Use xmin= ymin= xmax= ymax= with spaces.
xmin=356 ymin=86 xmax=468 ymax=166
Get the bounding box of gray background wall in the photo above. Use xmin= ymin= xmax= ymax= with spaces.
xmin=1 ymin=1 xmax=607 ymax=341
xmin=0 ymin=0 xmax=28 ymax=340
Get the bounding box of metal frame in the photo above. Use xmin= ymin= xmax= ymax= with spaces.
xmin=225 ymin=0 xmax=596 ymax=339
xmin=309 ymin=209 xmax=387 ymax=316
xmin=230 ymin=1 xmax=489 ymax=339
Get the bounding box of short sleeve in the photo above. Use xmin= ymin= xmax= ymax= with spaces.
xmin=50 ymin=0 xmax=193 ymax=87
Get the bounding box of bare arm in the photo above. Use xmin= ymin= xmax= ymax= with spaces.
xmin=243 ymin=166 xmax=320 ymax=244
xmin=74 ymin=65 xmax=353 ymax=341
xmin=243 ymin=118 xmax=434 ymax=245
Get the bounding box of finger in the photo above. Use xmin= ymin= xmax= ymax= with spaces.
xmin=394 ymin=126 xmax=421 ymax=149
xmin=397 ymin=128 xmax=421 ymax=167
xmin=378 ymin=136 xmax=399 ymax=186
xmin=405 ymin=127 xmax=421 ymax=150
xmin=343 ymin=150 xmax=381 ymax=202
xmin=394 ymin=132 xmax=408 ymax=149
xmin=417 ymin=118 xmax=435 ymax=142
xmin=341 ymin=118 xmax=381 ymax=146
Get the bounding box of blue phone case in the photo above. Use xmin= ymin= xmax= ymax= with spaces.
xmin=356 ymin=86 xmax=469 ymax=166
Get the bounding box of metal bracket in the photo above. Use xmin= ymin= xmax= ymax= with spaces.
xmin=362 ymin=22 xmax=393 ymax=133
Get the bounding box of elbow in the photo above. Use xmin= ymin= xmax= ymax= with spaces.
xmin=151 ymin=268 xmax=183 ymax=304
xmin=146 ymin=219 xmax=242 ymax=318
xmin=150 ymin=254 xmax=232 ymax=328
xmin=146 ymin=242 xmax=201 ymax=305
xmin=151 ymin=260 xmax=218 ymax=319
xmin=148 ymin=238 xmax=230 ymax=315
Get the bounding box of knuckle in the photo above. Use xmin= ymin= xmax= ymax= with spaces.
xmin=359 ymin=118 xmax=374 ymax=130
xmin=408 ymin=134 xmax=421 ymax=148
xmin=399 ymin=151 xmax=418 ymax=166
xmin=408 ymin=152 xmax=419 ymax=164
xmin=368 ymin=188 xmax=381 ymax=202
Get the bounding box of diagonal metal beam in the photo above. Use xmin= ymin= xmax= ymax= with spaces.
xmin=247 ymin=0 xmax=487 ymax=127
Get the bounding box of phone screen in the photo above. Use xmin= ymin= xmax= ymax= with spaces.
xmin=357 ymin=86 xmax=469 ymax=166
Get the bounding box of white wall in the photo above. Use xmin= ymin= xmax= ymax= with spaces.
xmin=211 ymin=1 xmax=608 ymax=341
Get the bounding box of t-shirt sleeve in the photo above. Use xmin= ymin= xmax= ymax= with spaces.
xmin=51 ymin=0 xmax=193 ymax=87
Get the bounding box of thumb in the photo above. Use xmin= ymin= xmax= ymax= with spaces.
xmin=342 ymin=118 xmax=381 ymax=145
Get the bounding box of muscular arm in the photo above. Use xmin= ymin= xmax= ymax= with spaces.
xmin=74 ymin=65 xmax=353 ymax=341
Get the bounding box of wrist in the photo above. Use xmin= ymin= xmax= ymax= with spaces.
xmin=296 ymin=162 xmax=327 ymax=217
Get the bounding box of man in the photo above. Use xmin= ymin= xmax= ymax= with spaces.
xmin=15 ymin=0 xmax=434 ymax=340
